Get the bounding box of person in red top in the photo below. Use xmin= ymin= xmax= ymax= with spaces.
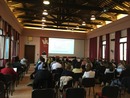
xmin=0 ymin=62 xmax=18 ymax=81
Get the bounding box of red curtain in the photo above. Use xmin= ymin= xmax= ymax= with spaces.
xmin=114 ymin=31 xmax=121 ymax=64
xmin=89 ymin=37 xmax=97 ymax=61
xmin=127 ymin=28 xmax=130 ymax=64
xmin=40 ymin=37 xmax=49 ymax=57
xmin=98 ymin=36 xmax=102 ymax=59
xmin=105 ymin=34 xmax=110 ymax=61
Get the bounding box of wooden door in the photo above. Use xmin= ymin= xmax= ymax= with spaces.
xmin=24 ymin=45 xmax=35 ymax=63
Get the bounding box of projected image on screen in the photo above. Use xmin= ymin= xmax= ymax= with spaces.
xmin=49 ymin=38 xmax=74 ymax=54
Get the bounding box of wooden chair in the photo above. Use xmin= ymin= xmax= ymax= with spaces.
xmin=0 ymin=81 xmax=5 ymax=98
xmin=65 ymin=88 xmax=86 ymax=98
xmin=32 ymin=88 xmax=55 ymax=98
xmin=95 ymin=86 xmax=120 ymax=98
xmin=82 ymin=78 xmax=95 ymax=95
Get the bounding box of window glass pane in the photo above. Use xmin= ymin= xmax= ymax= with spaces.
xmin=120 ymin=38 xmax=127 ymax=42
xmin=102 ymin=46 xmax=105 ymax=59
xmin=120 ymin=44 xmax=123 ymax=60
xmin=103 ymin=41 xmax=106 ymax=45
xmin=0 ymin=36 xmax=4 ymax=58
xmin=0 ymin=29 xmax=2 ymax=35
xmin=4 ymin=37 xmax=10 ymax=59
xmin=16 ymin=41 xmax=19 ymax=56
xmin=124 ymin=43 xmax=127 ymax=60
xmin=0 ymin=60 xmax=3 ymax=67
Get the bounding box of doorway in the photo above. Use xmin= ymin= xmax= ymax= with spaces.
xmin=24 ymin=45 xmax=35 ymax=63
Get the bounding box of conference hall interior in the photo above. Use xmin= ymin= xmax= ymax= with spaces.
xmin=1 ymin=0 xmax=130 ymax=98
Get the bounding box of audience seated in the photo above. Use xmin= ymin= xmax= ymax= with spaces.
xmin=12 ymin=56 xmax=24 ymax=73
xmin=33 ymin=63 xmax=53 ymax=89
xmin=82 ymin=69 xmax=95 ymax=79
xmin=51 ymin=57 xmax=62 ymax=74
xmin=72 ymin=62 xmax=83 ymax=87
xmin=0 ymin=62 xmax=18 ymax=81
xmin=100 ymin=62 xmax=115 ymax=86
xmin=59 ymin=63 xmax=74 ymax=90
xmin=30 ymin=56 xmax=46 ymax=79
xmin=110 ymin=65 xmax=130 ymax=87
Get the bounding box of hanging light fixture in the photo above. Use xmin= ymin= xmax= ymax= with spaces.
xmin=76 ymin=25 xmax=79 ymax=29
xmin=42 ymin=22 xmax=45 ymax=26
xmin=42 ymin=17 xmax=46 ymax=22
xmin=43 ymin=0 xmax=50 ymax=5
xmin=91 ymin=15 xmax=96 ymax=20
xmin=82 ymin=21 xmax=86 ymax=26
xmin=42 ymin=10 xmax=48 ymax=15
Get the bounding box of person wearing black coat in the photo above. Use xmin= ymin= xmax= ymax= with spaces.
xmin=33 ymin=64 xmax=53 ymax=89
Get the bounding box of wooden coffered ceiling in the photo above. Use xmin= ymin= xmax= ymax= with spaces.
xmin=5 ymin=0 xmax=130 ymax=33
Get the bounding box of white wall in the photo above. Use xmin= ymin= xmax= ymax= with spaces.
xmin=110 ymin=33 xmax=115 ymax=60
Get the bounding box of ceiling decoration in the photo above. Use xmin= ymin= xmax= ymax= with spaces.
xmin=5 ymin=0 xmax=130 ymax=33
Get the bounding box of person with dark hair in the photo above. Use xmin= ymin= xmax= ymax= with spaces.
xmin=12 ymin=56 xmax=24 ymax=73
xmin=30 ymin=56 xmax=46 ymax=79
xmin=51 ymin=57 xmax=62 ymax=72
xmin=72 ymin=62 xmax=83 ymax=74
xmin=61 ymin=63 xmax=74 ymax=78
xmin=100 ymin=63 xmax=115 ymax=86
xmin=33 ymin=64 xmax=53 ymax=89
xmin=110 ymin=65 xmax=130 ymax=88
xmin=72 ymin=57 xmax=78 ymax=68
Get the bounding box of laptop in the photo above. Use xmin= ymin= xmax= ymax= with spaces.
xmin=116 ymin=68 xmax=123 ymax=73
xmin=13 ymin=68 xmax=17 ymax=72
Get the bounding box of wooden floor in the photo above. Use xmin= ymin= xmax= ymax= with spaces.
xmin=9 ymin=64 xmax=130 ymax=98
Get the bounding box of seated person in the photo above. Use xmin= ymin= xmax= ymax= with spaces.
xmin=61 ymin=63 xmax=74 ymax=78
xmin=59 ymin=63 xmax=74 ymax=91
xmin=51 ymin=58 xmax=62 ymax=73
xmin=82 ymin=69 xmax=95 ymax=78
xmin=30 ymin=56 xmax=46 ymax=79
xmin=72 ymin=62 xmax=83 ymax=87
xmin=33 ymin=64 xmax=53 ymax=89
xmin=0 ymin=62 xmax=18 ymax=81
xmin=72 ymin=62 xmax=83 ymax=74
xmin=110 ymin=65 xmax=130 ymax=87
xmin=100 ymin=63 xmax=115 ymax=86
xmin=12 ymin=56 xmax=24 ymax=73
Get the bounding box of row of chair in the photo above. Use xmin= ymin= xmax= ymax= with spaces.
xmin=32 ymin=86 xmax=120 ymax=98
xmin=32 ymin=88 xmax=86 ymax=98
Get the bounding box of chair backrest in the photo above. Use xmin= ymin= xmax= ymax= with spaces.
xmin=105 ymin=73 xmax=114 ymax=80
xmin=0 ymin=81 xmax=5 ymax=98
xmin=102 ymin=86 xmax=119 ymax=98
xmin=65 ymin=88 xmax=86 ymax=98
xmin=82 ymin=78 xmax=95 ymax=87
xmin=32 ymin=88 xmax=55 ymax=98
xmin=74 ymin=73 xmax=83 ymax=81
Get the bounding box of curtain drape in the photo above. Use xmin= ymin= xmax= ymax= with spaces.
xmin=89 ymin=37 xmax=97 ymax=62
xmin=98 ymin=36 xmax=102 ymax=59
xmin=127 ymin=28 xmax=130 ymax=64
xmin=114 ymin=31 xmax=121 ymax=64
xmin=105 ymin=34 xmax=110 ymax=61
